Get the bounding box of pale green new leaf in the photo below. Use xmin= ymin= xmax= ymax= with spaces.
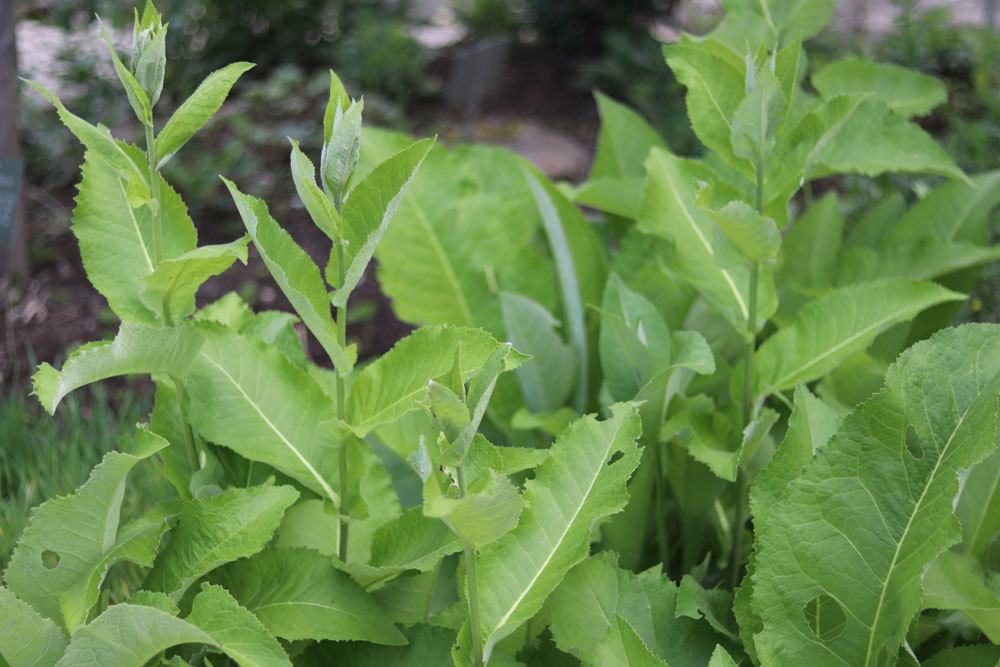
xmin=155 ymin=62 xmax=255 ymax=164
xmin=56 ymin=584 xmax=289 ymax=667
xmin=589 ymin=92 xmax=666 ymax=180
xmin=33 ymin=323 xmax=203 ymax=414
xmin=573 ymin=177 xmax=644 ymax=219
xmin=812 ymin=58 xmax=946 ymax=118
xmin=708 ymin=645 xmax=739 ymax=667
xmin=0 ymin=588 xmax=67 ymax=667
xmin=144 ymin=485 xmax=298 ymax=600
xmin=754 ymin=279 xmax=964 ymax=397
xmin=330 ymin=138 xmax=434 ymax=305
xmin=142 ymin=237 xmax=249 ymax=322
xmin=500 ymin=292 xmax=575 ymax=414
xmin=211 ymin=547 xmax=406 ymax=645
xmin=472 ymin=403 xmax=643 ymax=663
xmin=99 ymin=21 xmax=152 ymax=126
xmin=4 ymin=429 xmax=168 ymax=631
xmin=423 ymin=472 xmax=522 ymax=549
xmin=223 ymin=178 xmax=355 ymax=373
xmin=923 ymin=551 xmax=1000 ymax=643
xmin=701 ymin=195 xmax=781 ymax=265
xmin=731 ymin=67 xmax=785 ymax=165
xmin=750 ymin=324 xmax=1000 ymax=666
xmin=289 ymin=139 xmax=341 ymax=241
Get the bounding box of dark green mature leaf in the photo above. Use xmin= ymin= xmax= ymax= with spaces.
xmin=0 ymin=587 xmax=67 ymax=667
xmin=751 ymin=324 xmax=1000 ymax=665
xmin=470 ymin=403 xmax=643 ymax=663
xmin=144 ymin=485 xmax=298 ymax=600
xmin=500 ymin=292 xmax=575 ymax=414
xmin=923 ymin=646 xmax=1000 ymax=667
xmin=4 ymin=429 xmax=169 ymax=632
xmin=812 ymin=58 xmax=947 ymax=118
xmin=142 ymin=237 xmax=249 ymax=322
xmin=300 ymin=624 xmax=455 ymax=666
xmin=211 ymin=547 xmax=406 ymax=645
xmin=753 ymin=279 xmax=964 ymax=397
xmin=155 ymin=62 xmax=255 ymax=164
xmin=57 ymin=584 xmax=290 ymax=666
xmin=224 ymin=178 xmax=356 ymax=373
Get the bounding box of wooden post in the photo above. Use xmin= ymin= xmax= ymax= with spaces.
xmin=0 ymin=0 xmax=27 ymax=281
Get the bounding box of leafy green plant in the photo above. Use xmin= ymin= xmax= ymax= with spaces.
xmin=4 ymin=0 xmax=1000 ymax=665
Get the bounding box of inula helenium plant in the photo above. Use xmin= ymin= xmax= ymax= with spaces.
xmin=3 ymin=0 xmax=1000 ymax=665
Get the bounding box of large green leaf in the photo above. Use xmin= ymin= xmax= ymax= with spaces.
xmin=0 ymin=588 xmax=67 ymax=667
xmin=500 ymin=292 xmax=575 ymax=413
xmin=778 ymin=192 xmax=843 ymax=294
xmin=887 ymin=169 xmax=1000 ymax=244
xmin=589 ymin=92 xmax=666 ymax=180
xmin=754 ymin=279 xmax=964 ymax=397
xmin=32 ymin=323 xmax=204 ymax=414
xmin=833 ymin=239 xmax=1000 ymax=286
xmin=142 ymin=237 xmax=249 ymax=322
xmin=56 ymin=584 xmax=290 ymax=666
xmin=330 ymin=138 xmax=434 ymax=305
xmin=185 ymin=328 xmax=344 ymax=504
xmin=223 ymin=178 xmax=355 ymax=373
xmin=144 ymin=485 xmax=298 ymax=600
xmin=299 ymin=624 xmax=455 ymax=666
xmin=210 ymin=547 xmax=406 ymax=645
xmin=154 ymin=62 xmax=255 ymax=164
xmin=4 ymin=429 xmax=169 ymax=632
xmin=470 ymin=403 xmax=643 ymax=662
xmin=957 ymin=448 xmax=1000 ymax=560
xmin=923 ymin=551 xmax=1000 ymax=643
xmin=750 ymin=324 xmax=1000 ymax=665
xmin=812 ymin=58 xmax=947 ymax=118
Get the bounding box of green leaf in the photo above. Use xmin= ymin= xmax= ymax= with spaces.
xmin=778 ymin=192 xmax=843 ymax=293
xmin=812 ymin=58 xmax=947 ymax=118
xmin=731 ymin=67 xmax=785 ymax=165
xmin=155 ymin=62 xmax=255 ymax=164
xmin=348 ymin=325 xmax=509 ymax=436
xmin=142 ymin=237 xmax=249 ymax=322
xmin=639 ymin=148 xmax=777 ymax=334
xmin=957 ymin=448 xmax=1000 ymax=559
xmin=592 ymin=617 xmax=668 ymax=667
xmin=471 ymin=403 xmax=643 ymax=663
xmin=423 ymin=472 xmax=523 ymax=549
xmin=754 ymin=279 xmax=964 ymax=397
xmin=300 ymin=624 xmax=454 ymax=666
xmin=922 ymin=645 xmax=1000 ymax=667
xmin=210 ymin=546 xmax=406 ymax=645
xmin=289 ymin=138 xmax=341 ymax=241
xmin=708 ymin=645 xmax=739 ymax=667
xmin=523 ymin=166 xmax=607 ymax=412
xmin=750 ymin=324 xmax=1000 ymax=666
xmin=500 ymin=292 xmax=575 ymax=414
xmin=699 ymin=193 xmax=781 ymax=265
xmin=834 ymin=239 xmax=1000 ymax=286
xmin=0 ymin=588 xmax=67 ymax=667
xmin=4 ymin=429 xmax=168 ymax=632
xmin=57 ymin=584 xmax=290 ymax=667
xmin=144 ymin=485 xmax=298 ymax=600
xmin=321 ymin=99 xmax=364 ymax=204
xmin=887 ymin=169 xmax=1000 ymax=243
xmin=573 ymin=177 xmax=644 ymax=219
xmin=99 ymin=20 xmax=152 ymax=126
xmin=323 ymin=70 xmax=351 ymax=144
xmin=923 ymin=551 xmax=1000 ymax=643
xmin=185 ymin=330 xmax=344 ymax=505
xmin=223 ymin=178 xmax=356 ymax=373
xmin=589 ymin=92 xmax=666 ymax=180
xmin=73 ymin=148 xmax=197 ymax=325
xmin=676 ymin=575 xmax=738 ymax=642
xmin=330 ymin=138 xmax=435 ymax=305
xmin=32 ymin=323 xmax=204 ymax=414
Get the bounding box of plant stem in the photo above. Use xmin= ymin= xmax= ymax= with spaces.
xmin=456 ymin=465 xmax=484 ymax=667
xmin=334 ymin=237 xmax=351 ymax=562
xmin=730 ymin=159 xmax=764 ymax=588
xmin=144 ymin=122 xmax=163 ymax=265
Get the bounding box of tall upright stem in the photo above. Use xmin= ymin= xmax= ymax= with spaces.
xmin=730 ymin=159 xmax=763 ymax=588
xmin=144 ymin=122 xmax=163 ymax=265
xmin=334 ymin=238 xmax=351 ymax=562
xmin=456 ymin=465 xmax=484 ymax=667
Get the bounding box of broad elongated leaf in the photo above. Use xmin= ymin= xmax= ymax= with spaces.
xmin=57 ymin=584 xmax=289 ymax=666
xmin=589 ymin=92 xmax=666 ymax=180
xmin=224 ymin=178 xmax=355 ymax=373
xmin=888 ymin=169 xmax=1000 ymax=243
xmin=834 ymin=239 xmax=1000 ymax=285
xmin=471 ymin=403 xmax=643 ymax=662
xmin=592 ymin=618 xmax=668 ymax=667
xmin=73 ymin=149 xmax=197 ymax=324
xmin=423 ymin=472 xmax=522 ymax=549
xmin=701 ymin=197 xmax=780 ymax=265
xmin=923 ymin=551 xmax=1000 ymax=643
xmin=753 ymin=279 xmax=963 ymax=397
xmin=0 ymin=588 xmax=67 ymax=667
xmin=330 ymin=138 xmax=434 ymax=305
xmin=750 ymin=324 xmax=1000 ymax=665
xmin=4 ymin=429 xmax=168 ymax=631
xmin=289 ymin=139 xmax=341 ymax=241
xmin=300 ymin=624 xmax=455 ymax=666
xmin=142 ymin=237 xmax=249 ymax=322
xmin=155 ymin=62 xmax=255 ymax=164
xmin=184 ymin=330 xmax=344 ymax=504
xmin=957 ymin=448 xmax=1000 ymax=559
xmin=731 ymin=68 xmax=785 ymax=165
xmin=778 ymin=192 xmax=843 ymax=293
xmin=33 ymin=323 xmax=204 ymax=414
xmin=211 ymin=547 xmax=406 ymax=645
xmin=500 ymin=292 xmax=575 ymax=413
xmin=144 ymin=485 xmax=298 ymax=599
xmin=812 ymin=58 xmax=946 ymax=118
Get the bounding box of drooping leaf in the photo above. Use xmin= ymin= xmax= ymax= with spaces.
xmin=922 ymin=550 xmax=1000 ymax=643
xmin=142 ymin=237 xmax=249 ymax=322
xmin=4 ymin=429 xmax=169 ymax=632
xmin=223 ymin=178 xmax=356 ymax=373
xmin=57 ymin=584 xmax=290 ymax=666
xmin=144 ymin=485 xmax=298 ymax=600
xmin=750 ymin=324 xmax=1000 ymax=665
xmin=0 ymin=588 xmax=67 ymax=667
xmin=753 ymin=278 xmax=964 ymax=397
xmin=500 ymin=292 xmax=575 ymax=414
xmin=210 ymin=547 xmax=406 ymax=645
xmin=812 ymin=58 xmax=947 ymax=118
xmin=471 ymin=403 xmax=643 ymax=663
xmin=155 ymin=62 xmax=255 ymax=164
